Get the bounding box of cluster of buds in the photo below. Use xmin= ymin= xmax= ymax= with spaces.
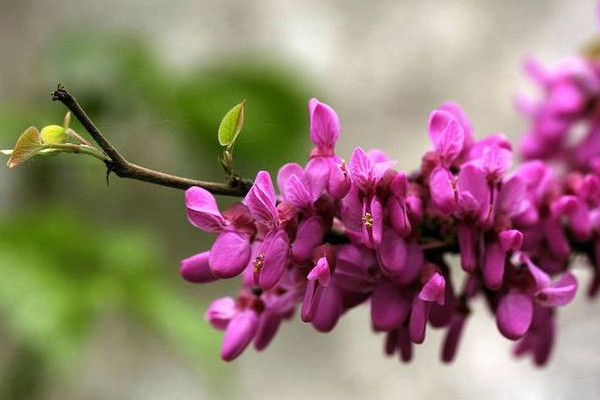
xmin=180 ymin=93 xmax=600 ymax=366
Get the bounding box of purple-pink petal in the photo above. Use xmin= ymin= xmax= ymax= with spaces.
xmin=536 ymin=272 xmax=577 ymax=307
xmin=255 ymin=230 xmax=290 ymax=290
xmin=180 ymin=251 xmax=217 ymax=283
xmin=309 ymin=98 xmax=340 ymax=154
xmin=499 ymin=229 xmax=523 ymax=252
xmin=221 ymin=309 xmax=259 ymax=361
xmin=428 ymin=109 xmax=465 ymax=167
xmin=245 ymin=171 xmax=279 ymax=228
xmin=301 ymin=279 xmax=324 ymax=322
xmin=291 ymin=215 xmax=325 ymax=263
xmin=409 ymin=296 xmax=430 ymax=344
xmin=205 ymin=297 xmax=237 ymax=331
xmin=209 ymin=231 xmax=252 ymax=279
xmin=327 ymin=158 xmax=351 ymax=199
xmin=419 ymin=272 xmax=446 ymax=305
xmin=254 ymin=310 xmax=282 ymax=351
xmin=312 ymin=285 xmax=344 ymax=332
xmin=185 ymin=186 xmax=225 ymax=233
xmin=482 ymin=241 xmax=506 ymax=290
xmin=371 ymin=281 xmax=410 ymax=331
xmin=307 ymin=257 xmax=331 ymax=287
xmin=429 ymin=166 xmax=457 ymax=214
xmin=305 ymin=157 xmax=330 ymax=201
xmin=457 ymin=223 xmax=478 ymax=273
xmin=496 ymin=290 xmax=533 ymax=340
xmin=457 ymin=164 xmax=490 ymax=221
xmin=277 ymin=163 xmax=304 ymax=195
xmin=349 ymin=147 xmax=377 ymax=192
xmin=378 ymin=229 xmax=407 ymax=277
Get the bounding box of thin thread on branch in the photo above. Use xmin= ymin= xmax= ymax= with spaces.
xmin=51 ymin=84 xmax=253 ymax=197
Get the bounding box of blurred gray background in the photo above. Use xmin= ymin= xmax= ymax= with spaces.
xmin=1 ymin=0 xmax=599 ymax=399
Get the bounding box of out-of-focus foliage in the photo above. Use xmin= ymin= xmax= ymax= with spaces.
xmin=45 ymin=32 xmax=312 ymax=174
xmin=0 ymin=31 xmax=313 ymax=398
xmin=0 ymin=209 xmax=222 ymax=399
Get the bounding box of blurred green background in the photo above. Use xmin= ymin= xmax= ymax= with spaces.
xmin=0 ymin=31 xmax=313 ymax=399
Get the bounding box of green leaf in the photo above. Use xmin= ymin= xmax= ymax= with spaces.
xmin=7 ymin=126 xmax=43 ymax=168
xmin=217 ymin=100 xmax=245 ymax=148
xmin=40 ymin=125 xmax=67 ymax=144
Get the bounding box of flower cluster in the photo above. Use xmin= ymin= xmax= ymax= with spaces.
xmin=179 ymin=92 xmax=600 ymax=366
xmin=518 ymin=55 xmax=600 ymax=171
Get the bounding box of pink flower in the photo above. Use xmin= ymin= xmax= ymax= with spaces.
xmin=496 ymin=255 xmax=577 ymax=340
xmin=245 ymin=171 xmax=291 ymax=290
xmin=186 ymin=187 xmax=254 ymax=278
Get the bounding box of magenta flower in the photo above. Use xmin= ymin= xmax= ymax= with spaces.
xmin=186 ymin=187 xmax=254 ymax=278
xmin=496 ymin=255 xmax=577 ymax=340
xmin=302 ymin=256 xmax=332 ymax=322
xmin=245 ymin=171 xmax=291 ymax=290
xmin=307 ymin=98 xmax=351 ymax=199
xmin=184 ymin=78 xmax=600 ymax=366
xmin=428 ymin=109 xmax=465 ymax=168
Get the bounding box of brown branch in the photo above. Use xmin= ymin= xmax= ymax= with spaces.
xmin=51 ymin=84 xmax=253 ymax=197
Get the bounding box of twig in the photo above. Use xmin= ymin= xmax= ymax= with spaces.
xmin=51 ymin=84 xmax=253 ymax=197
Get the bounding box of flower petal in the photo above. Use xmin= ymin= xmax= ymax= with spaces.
xmin=284 ymin=174 xmax=313 ymax=210
xmin=441 ymin=313 xmax=467 ymax=363
xmin=523 ymin=254 xmax=552 ymax=290
xmin=221 ymin=310 xmax=259 ymax=361
xmin=291 ymin=216 xmax=325 ymax=263
xmin=205 ymin=297 xmax=236 ymax=330
xmin=378 ymin=229 xmax=407 ymax=277
xmin=185 ymin=186 xmax=225 ymax=233
xmin=180 ymin=251 xmax=217 ymax=283
xmin=307 ymin=257 xmax=331 ymax=287
xmin=277 ymin=163 xmax=304 ymax=195
xmin=457 ymin=164 xmax=490 ymax=221
xmin=409 ymin=296 xmax=430 ymax=344
xmin=429 ymin=167 xmax=457 ymax=214
xmin=349 ymin=147 xmax=377 ymax=192
xmin=499 ymin=229 xmax=523 ymax=252
xmin=312 ymin=285 xmax=343 ymax=332
xmin=388 ymin=196 xmax=411 ymax=238
xmin=301 ymin=279 xmax=324 ymax=322
xmin=245 ymin=171 xmax=279 ymax=228
xmin=536 ymin=272 xmax=577 ymax=307
xmin=496 ymin=290 xmax=533 ymax=340
xmin=419 ymin=272 xmax=446 ymax=305
xmin=483 ymin=241 xmax=506 ymax=290
xmin=254 ymin=310 xmax=282 ymax=351
xmin=256 ymin=230 xmax=290 ymax=290
xmin=428 ymin=109 xmax=464 ymax=167
xmin=305 ymin=157 xmax=330 ymax=201
xmin=457 ymin=223 xmax=478 ymax=273
xmin=371 ymin=281 xmax=410 ymax=331
xmin=498 ymin=175 xmax=528 ymax=217
xmin=327 ymin=158 xmax=351 ymax=199
xmin=309 ymin=98 xmax=340 ymax=155
xmin=209 ymin=231 xmax=252 ymax=279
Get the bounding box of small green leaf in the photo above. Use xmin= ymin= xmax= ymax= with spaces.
xmin=40 ymin=125 xmax=67 ymax=144
xmin=7 ymin=126 xmax=43 ymax=168
xmin=218 ymin=100 xmax=245 ymax=148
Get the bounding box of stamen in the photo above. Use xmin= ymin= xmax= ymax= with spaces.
xmin=362 ymin=212 xmax=374 ymax=228
xmin=253 ymin=253 xmax=265 ymax=273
